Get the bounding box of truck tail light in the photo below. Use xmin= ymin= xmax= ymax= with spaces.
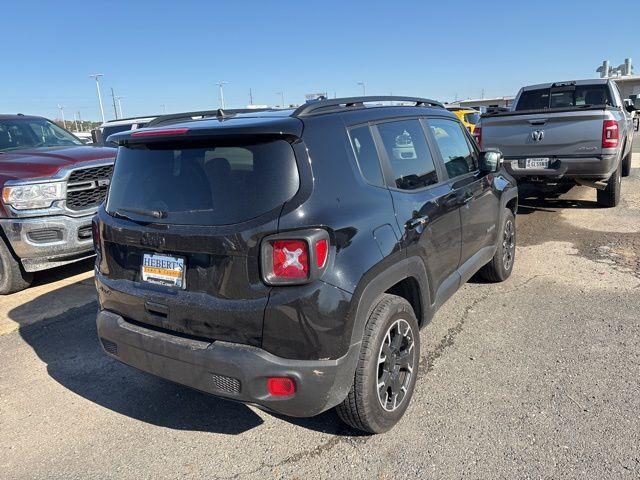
xmin=261 ymin=230 xmax=330 ymax=285
xmin=602 ymin=120 xmax=619 ymax=148
xmin=267 ymin=377 xmax=295 ymax=396
xmin=473 ymin=124 xmax=482 ymax=149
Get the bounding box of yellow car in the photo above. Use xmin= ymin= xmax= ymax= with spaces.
xmin=446 ymin=107 xmax=481 ymax=134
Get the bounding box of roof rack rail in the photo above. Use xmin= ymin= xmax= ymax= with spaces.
xmin=147 ymin=107 xmax=279 ymax=127
xmin=291 ymin=96 xmax=444 ymax=117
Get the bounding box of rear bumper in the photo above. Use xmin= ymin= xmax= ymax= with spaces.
xmin=503 ymin=154 xmax=618 ymax=181
xmin=96 ymin=309 xmax=360 ymax=417
xmin=0 ymin=215 xmax=94 ymax=272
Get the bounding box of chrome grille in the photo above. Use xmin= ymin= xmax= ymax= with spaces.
xmin=66 ymin=164 xmax=114 ymax=211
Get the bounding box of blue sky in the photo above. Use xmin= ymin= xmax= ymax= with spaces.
xmin=1 ymin=0 xmax=637 ymax=122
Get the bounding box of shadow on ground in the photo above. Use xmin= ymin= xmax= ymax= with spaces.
xmin=14 ymin=279 xmax=359 ymax=437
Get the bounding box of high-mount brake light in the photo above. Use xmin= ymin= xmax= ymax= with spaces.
xmin=602 ymin=120 xmax=619 ymax=148
xmin=130 ymin=127 xmax=189 ymax=138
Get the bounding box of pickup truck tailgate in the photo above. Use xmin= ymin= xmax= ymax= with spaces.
xmin=481 ymin=109 xmax=605 ymax=158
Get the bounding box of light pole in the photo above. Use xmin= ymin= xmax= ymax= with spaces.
xmin=89 ymin=74 xmax=106 ymax=123
xmin=73 ymin=112 xmax=79 ymax=131
xmin=160 ymin=104 xmax=166 ymax=114
xmin=216 ymin=81 xmax=229 ymax=109
xmin=115 ymin=96 xmax=125 ymax=118
xmin=57 ymin=104 xmax=66 ymax=129
xmin=357 ymin=81 xmax=366 ymax=96
xmin=276 ymin=91 xmax=285 ymax=108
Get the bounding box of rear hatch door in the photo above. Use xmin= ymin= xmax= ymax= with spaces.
xmin=98 ymin=130 xmax=303 ymax=347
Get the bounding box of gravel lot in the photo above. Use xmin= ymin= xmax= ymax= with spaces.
xmin=1 ymin=155 xmax=639 ymax=480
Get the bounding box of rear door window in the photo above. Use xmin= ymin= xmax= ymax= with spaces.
xmin=375 ymin=119 xmax=439 ymax=190
xmin=348 ymin=125 xmax=384 ymax=186
xmin=106 ymin=140 xmax=299 ymax=225
xmin=427 ymin=118 xmax=478 ymax=178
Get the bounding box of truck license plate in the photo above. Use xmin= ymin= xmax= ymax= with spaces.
xmin=141 ymin=253 xmax=186 ymax=289
xmin=525 ymin=158 xmax=550 ymax=169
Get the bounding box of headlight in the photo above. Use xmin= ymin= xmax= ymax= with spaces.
xmin=2 ymin=182 xmax=65 ymax=210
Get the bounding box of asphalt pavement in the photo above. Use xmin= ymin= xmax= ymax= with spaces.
xmin=1 ymin=155 xmax=639 ymax=480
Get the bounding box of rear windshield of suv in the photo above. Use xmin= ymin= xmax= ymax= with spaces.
xmin=515 ymin=85 xmax=612 ymax=111
xmin=106 ymin=140 xmax=299 ymax=225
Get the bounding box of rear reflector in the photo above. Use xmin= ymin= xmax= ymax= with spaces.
xmin=602 ymin=120 xmax=619 ymax=148
xmin=272 ymin=239 xmax=309 ymax=279
xmin=131 ymin=127 xmax=189 ymax=138
xmin=267 ymin=377 xmax=296 ymax=396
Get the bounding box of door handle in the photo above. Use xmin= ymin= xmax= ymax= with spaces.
xmin=461 ymin=194 xmax=473 ymax=205
xmin=405 ymin=215 xmax=429 ymax=230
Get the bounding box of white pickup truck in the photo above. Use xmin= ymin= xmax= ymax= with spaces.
xmin=476 ymin=79 xmax=636 ymax=207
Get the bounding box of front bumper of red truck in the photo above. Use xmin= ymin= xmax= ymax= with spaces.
xmin=0 ymin=214 xmax=95 ymax=272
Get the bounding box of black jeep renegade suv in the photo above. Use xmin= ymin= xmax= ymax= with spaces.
xmin=94 ymin=97 xmax=518 ymax=433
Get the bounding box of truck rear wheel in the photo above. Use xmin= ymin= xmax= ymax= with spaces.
xmin=621 ymin=150 xmax=632 ymax=177
xmin=0 ymin=239 xmax=33 ymax=295
xmin=596 ymin=161 xmax=621 ymax=208
xmin=336 ymin=294 xmax=420 ymax=434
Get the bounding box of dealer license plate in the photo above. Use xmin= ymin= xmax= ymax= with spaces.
xmin=525 ymin=157 xmax=550 ymax=169
xmin=141 ymin=253 xmax=186 ymax=289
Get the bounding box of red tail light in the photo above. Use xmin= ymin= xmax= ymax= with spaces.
xmin=267 ymin=377 xmax=296 ymax=396
xmin=315 ymin=238 xmax=328 ymax=268
xmin=602 ymin=120 xmax=619 ymax=148
xmin=261 ymin=230 xmax=330 ymax=285
xmin=473 ymin=124 xmax=482 ymax=149
xmin=272 ymin=239 xmax=309 ymax=279
xmin=91 ymin=216 xmax=101 ymax=255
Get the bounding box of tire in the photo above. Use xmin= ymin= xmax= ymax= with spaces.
xmin=621 ymin=149 xmax=632 ymax=177
xmin=596 ymin=160 xmax=622 ymax=208
xmin=336 ymin=294 xmax=420 ymax=434
xmin=479 ymin=208 xmax=516 ymax=282
xmin=0 ymin=239 xmax=33 ymax=295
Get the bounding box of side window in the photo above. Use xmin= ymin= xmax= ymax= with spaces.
xmin=348 ymin=125 xmax=384 ymax=186
xmin=376 ymin=119 xmax=438 ymax=190
xmin=428 ymin=119 xmax=478 ymax=178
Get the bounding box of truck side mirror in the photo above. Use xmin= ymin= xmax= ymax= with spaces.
xmin=624 ymin=100 xmax=636 ymax=113
xmin=480 ymin=150 xmax=503 ymax=173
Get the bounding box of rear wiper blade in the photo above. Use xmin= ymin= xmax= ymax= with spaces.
xmin=113 ymin=207 xmax=166 ymax=219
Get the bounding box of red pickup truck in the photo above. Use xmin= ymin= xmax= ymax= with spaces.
xmin=0 ymin=114 xmax=116 ymax=293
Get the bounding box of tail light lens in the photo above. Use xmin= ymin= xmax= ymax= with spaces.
xmin=602 ymin=120 xmax=619 ymax=148
xmin=267 ymin=377 xmax=296 ymax=396
xmin=473 ymin=124 xmax=482 ymax=149
xmin=261 ymin=230 xmax=330 ymax=285
xmin=272 ymin=240 xmax=309 ymax=279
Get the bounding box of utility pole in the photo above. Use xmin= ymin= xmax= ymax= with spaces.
xmin=77 ymin=111 xmax=83 ymax=131
xmin=110 ymin=87 xmax=119 ymax=119
xmin=249 ymin=88 xmax=254 ymax=105
xmin=115 ymin=96 xmax=125 ymax=118
xmin=89 ymin=74 xmax=106 ymax=123
xmin=73 ymin=112 xmax=79 ymax=131
xmin=216 ymin=81 xmax=229 ymax=109
xmin=357 ymin=81 xmax=366 ymax=96
xmin=276 ymin=91 xmax=285 ymax=108
xmin=57 ymin=105 xmax=67 ymax=129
